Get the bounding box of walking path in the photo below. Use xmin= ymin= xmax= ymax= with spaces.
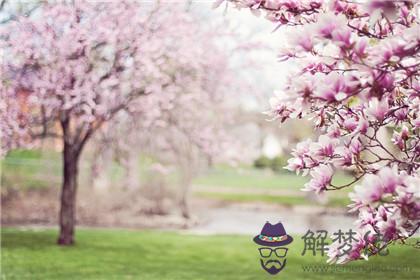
xmin=185 ymin=200 xmax=356 ymax=235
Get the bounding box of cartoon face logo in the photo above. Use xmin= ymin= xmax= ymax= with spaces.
xmin=253 ymin=222 xmax=293 ymax=275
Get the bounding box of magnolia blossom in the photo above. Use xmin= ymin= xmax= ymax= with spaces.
xmin=366 ymin=98 xmax=389 ymax=122
xmin=314 ymin=73 xmax=358 ymax=102
xmin=391 ymin=126 xmax=410 ymax=150
xmin=315 ymin=135 xmax=338 ymax=158
xmin=327 ymin=231 xmax=368 ymax=264
xmin=302 ymin=164 xmax=334 ymax=194
xmin=350 ymin=175 xmax=383 ymax=206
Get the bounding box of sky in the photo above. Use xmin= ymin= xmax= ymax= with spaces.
xmin=197 ymin=1 xmax=293 ymax=157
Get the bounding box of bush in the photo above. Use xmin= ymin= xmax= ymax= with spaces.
xmin=271 ymin=156 xmax=287 ymax=173
xmin=253 ymin=156 xmax=271 ymax=169
xmin=253 ymin=155 xmax=288 ymax=172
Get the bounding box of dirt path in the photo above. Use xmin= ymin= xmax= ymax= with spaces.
xmin=2 ymin=188 xmax=356 ymax=235
xmin=185 ymin=198 xmax=356 ymax=235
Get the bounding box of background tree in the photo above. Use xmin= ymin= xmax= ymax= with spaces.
xmin=88 ymin=24 xmax=256 ymax=219
xmin=1 ymin=1 xmax=224 ymax=245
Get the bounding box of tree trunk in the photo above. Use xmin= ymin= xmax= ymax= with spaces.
xmin=179 ymin=169 xmax=192 ymax=219
xmin=57 ymin=142 xmax=80 ymax=245
xmin=180 ymin=194 xmax=190 ymax=219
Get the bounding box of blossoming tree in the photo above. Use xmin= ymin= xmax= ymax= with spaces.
xmin=221 ymin=0 xmax=420 ymax=263
xmin=0 ymin=1 xmax=226 ymax=245
xmin=88 ymin=23 xmax=246 ymax=219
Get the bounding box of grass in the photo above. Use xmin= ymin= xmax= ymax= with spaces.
xmin=1 ymin=149 xmax=354 ymax=207
xmin=194 ymin=165 xmax=353 ymax=190
xmin=1 ymin=149 xmax=62 ymax=190
xmin=196 ymin=192 xmax=351 ymax=208
xmin=194 ymin=165 xmax=354 ymax=207
xmin=0 ymin=150 xmax=176 ymax=191
xmin=1 ymin=228 xmax=418 ymax=280
xmin=2 ymin=149 xmax=353 ymax=192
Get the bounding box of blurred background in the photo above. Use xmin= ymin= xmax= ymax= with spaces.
xmin=1 ymin=0 xmax=354 ymax=232
xmin=1 ymin=1 xmax=417 ymax=279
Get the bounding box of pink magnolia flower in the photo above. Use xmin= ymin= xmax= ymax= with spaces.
xmin=315 ymin=135 xmax=338 ymax=158
xmin=395 ymin=183 xmax=419 ymax=219
xmin=285 ymin=139 xmax=316 ymax=174
xmin=414 ymin=118 xmax=420 ymax=129
xmin=327 ymin=124 xmax=341 ymax=138
xmin=316 ymin=12 xmax=347 ymax=39
xmin=302 ymin=164 xmax=334 ymax=194
xmin=285 ymin=157 xmax=304 ymax=173
xmin=371 ymin=32 xmax=418 ymax=65
xmin=290 ymin=26 xmax=314 ymax=51
xmin=263 ymin=0 xmax=283 ymax=10
xmin=292 ymin=138 xmax=313 ymax=157
xmin=328 ymin=232 xmax=368 ymax=264
xmin=356 ymin=207 xmax=376 ymax=228
xmin=314 ymin=73 xmax=358 ymax=102
xmin=375 ymin=205 xmax=388 ymax=222
xmin=289 ymin=73 xmax=316 ymax=99
xmin=391 ymin=131 xmax=404 ymax=150
xmin=349 ymin=175 xmax=383 ymax=205
xmin=391 ymin=126 xmax=409 ymax=150
xmin=377 ymin=212 xmax=405 ymax=242
xmin=349 ymin=138 xmax=363 ymax=155
xmin=373 ymin=71 xmax=394 ymax=91
xmin=302 ymin=62 xmax=330 ymax=74
xmin=331 ymin=25 xmax=352 ymax=47
xmin=366 ymin=98 xmax=389 ymax=122
xmin=404 ymin=176 xmax=420 ymax=200
xmin=366 ymin=0 xmax=397 ymax=15
xmin=378 ymin=167 xmax=401 ymax=194
xmin=353 ymin=38 xmax=368 ymax=60
xmin=400 ymin=125 xmax=410 ymax=140
xmin=360 ymin=224 xmax=378 ymax=244
xmin=350 ymin=167 xmax=402 ymax=209
xmin=326 ymin=240 xmax=347 ymax=264
xmin=333 ymin=146 xmax=353 ymax=167
xmin=393 ymin=107 xmax=408 ymax=122
xmin=346 ymin=234 xmax=368 ymax=261
xmin=356 ymin=117 xmax=369 ymax=135
xmin=343 ymin=117 xmax=358 ymax=132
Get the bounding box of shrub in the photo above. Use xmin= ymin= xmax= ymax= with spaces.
xmin=270 ymin=156 xmax=287 ymax=173
xmin=253 ymin=156 xmax=271 ymax=169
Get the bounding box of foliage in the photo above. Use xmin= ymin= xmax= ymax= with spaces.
xmin=253 ymin=155 xmax=288 ymax=172
xmin=253 ymin=155 xmax=271 ymax=169
xmin=271 ymin=155 xmax=288 ymax=172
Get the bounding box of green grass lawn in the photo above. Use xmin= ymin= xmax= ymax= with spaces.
xmin=1 ymin=228 xmax=418 ymax=280
xmin=1 ymin=150 xmax=62 ymax=190
xmin=194 ymin=165 xmax=354 ymax=208
xmin=194 ymin=165 xmax=353 ymax=190
xmin=0 ymin=149 xmax=355 ymax=208
xmin=1 ymin=150 xmax=353 ymax=192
